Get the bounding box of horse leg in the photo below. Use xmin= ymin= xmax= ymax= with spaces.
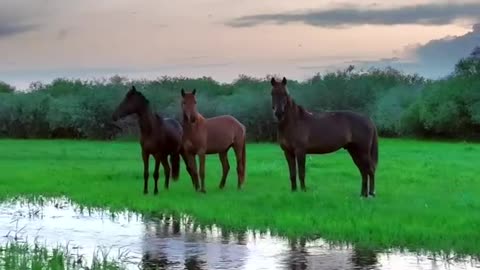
xmin=142 ymin=150 xmax=150 ymax=194
xmin=218 ymin=151 xmax=230 ymax=189
xmin=283 ymin=150 xmax=297 ymax=191
xmin=153 ymin=154 xmax=161 ymax=195
xmin=160 ymin=156 xmax=171 ymax=190
xmin=184 ymin=153 xmax=200 ymax=191
xmin=233 ymin=143 xmax=245 ymax=190
xmin=347 ymin=148 xmax=370 ymax=198
xmin=295 ymin=149 xmax=307 ymax=192
xmin=199 ymin=153 xmax=206 ymax=193
xmin=181 ymin=150 xmax=195 ymax=187
xmin=368 ymin=172 xmax=376 ymax=197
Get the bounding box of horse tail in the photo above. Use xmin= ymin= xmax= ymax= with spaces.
xmin=170 ymin=152 xmax=180 ymax=181
xmin=370 ymin=126 xmax=379 ymax=171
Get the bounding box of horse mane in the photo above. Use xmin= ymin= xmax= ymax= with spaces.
xmin=288 ymin=96 xmax=311 ymax=117
xmin=132 ymin=90 xmax=165 ymax=124
xmin=132 ymin=90 xmax=150 ymax=105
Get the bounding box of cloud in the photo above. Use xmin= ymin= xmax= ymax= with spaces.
xmin=339 ymin=24 xmax=480 ymax=78
xmin=0 ymin=1 xmax=47 ymax=38
xmin=226 ymin=2 xmax=480 ymax=28
xmin=0 ymin=23 xmax=38 ymax=38
xmin=412 ymin=23 xmax=480 ymax=64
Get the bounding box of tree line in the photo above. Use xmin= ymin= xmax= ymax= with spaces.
xmin=0 ymin=54 xmax=479 ymax=141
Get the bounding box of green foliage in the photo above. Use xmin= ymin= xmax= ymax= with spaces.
xmin=0 ymin=93 xmax=51 ymax=138
xmin=0 ymin=81 xmax=15 ymax=93
xmin=0 ymin=58 xmax=479 ymax=140
xmin=0 ymin=241 xmax=126 ymax=269
xmin=372 ymin=85 xmax=421 ymax=136
xmin=454 ymin=58 xmax=480 ymax=77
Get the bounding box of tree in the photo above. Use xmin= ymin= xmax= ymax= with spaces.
xmin=454 ymin=46 xmax=480 ymax=77
xmin=0 ymin=81 xmax=15 ymax=93
xmin=470 ymin=46 xmax=480 ymax=59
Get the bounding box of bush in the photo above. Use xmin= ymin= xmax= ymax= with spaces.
xmin=0 ymin=81 xmax=15 ymax=93
xmin=0 ymin=61 xmax=479 ymax=140
xmin=372 ymin=85 xmax=421 ymax=136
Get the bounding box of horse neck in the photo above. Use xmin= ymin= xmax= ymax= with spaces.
xmin=183 ymin=112 xmax=204 ymax=133
xmin=283 ymin=98 xmax=301 ymax=124
xmin=195 ymin=112 xmax=205 ymax=122
xmin=137 ymin=105 xmax=161 ymax=136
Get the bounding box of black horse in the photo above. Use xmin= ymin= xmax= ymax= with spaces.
xmin=112 ymin=86 xmax=183 ymax=194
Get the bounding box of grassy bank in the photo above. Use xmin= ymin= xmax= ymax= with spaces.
xmin=0 ymin=241 xmax=125 ymax=270
xmin=0 ymin=139 xmax=479 ymax=256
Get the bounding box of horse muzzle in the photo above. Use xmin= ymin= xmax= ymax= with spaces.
xmin=273 ymin=110 xmax=284 ymax=122
xmin=184 ymin=114 xmax=196 ymax=124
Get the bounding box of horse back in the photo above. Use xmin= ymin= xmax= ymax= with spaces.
xmin=205 ymin=115 xmax=245 ymax=153
xmin=293 ymin=111 xmax=375 ymax=153
xmin=163 ymin=117 xmax=184 ymax=150
xmin=337 ymin=111 xmax=376 ymax=142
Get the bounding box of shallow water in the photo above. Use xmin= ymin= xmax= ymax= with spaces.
xmin=0 ymin=197 xmax=478 ymax=270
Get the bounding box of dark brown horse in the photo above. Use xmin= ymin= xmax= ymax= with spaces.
xmin=180 ymin=89 xmax=246 ymax=193
xmin=112 ymin=86 xmax=183 ymax=195
xmin=270 ymin=77 xmax=378 ymax=197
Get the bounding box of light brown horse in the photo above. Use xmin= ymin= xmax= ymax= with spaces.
xmin=180 ymin=88 xmax=246 ymax=193
xmin=270 ymin=77 xmax=378 ymax=197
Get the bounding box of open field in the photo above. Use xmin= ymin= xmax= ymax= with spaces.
xmin=0 ymin=139 xmax=479 ymax=256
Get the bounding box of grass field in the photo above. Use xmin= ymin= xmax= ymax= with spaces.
xmin=0 ymin=139 xmax=479 ymax=256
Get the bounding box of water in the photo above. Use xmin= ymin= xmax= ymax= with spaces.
xmin=0 ymin=197 xmax=478 ymax=270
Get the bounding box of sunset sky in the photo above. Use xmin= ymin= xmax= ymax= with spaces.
xmin=1 ymin=0 xmax=479 ymax=89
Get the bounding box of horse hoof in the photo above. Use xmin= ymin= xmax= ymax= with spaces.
xmin=200 ymin=189 xmax=207 ymax=194
xmin=301 ymin=187 xmax=307 ymax=192
xmin=369 ymin=192 xmax=376 ymax=197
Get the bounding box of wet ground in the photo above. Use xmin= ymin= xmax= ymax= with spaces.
xmin=0 ymin=197 xmax=478 ymax=270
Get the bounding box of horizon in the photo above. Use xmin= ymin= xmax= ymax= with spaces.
xmin=1 ymin=0 xmax=479 ymax=90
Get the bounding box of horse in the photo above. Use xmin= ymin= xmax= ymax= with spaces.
xmin=112 ymin=86 xmax=183 ymax=195
xmin=270 ymin=77 xmax=378 ymax=197
xmin=180 ymin=88 xmax=246 ymax=193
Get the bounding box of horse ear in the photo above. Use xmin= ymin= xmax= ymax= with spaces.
xmin=270 ymin=77 xmax=276 ymax=86
xmin=181 ymin=88 xmax=185 ymax=97
xmin=282 ymin=77 xmax=287 ymax=85
xmin=192 ymin=88 xmax=196 ymax=95
xmin=131 ymin=85 xmax=136 ymax=92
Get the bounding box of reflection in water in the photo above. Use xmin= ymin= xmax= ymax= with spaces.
xmin=0 ymin=197 xmax=478 ymax=270
xmin=184 ymin=255 xmax=207 ymax=270
xmin=351 ymin=247 xmax=379 ymax=270
xmin=282 ymin=238 xmax=308 ymax=270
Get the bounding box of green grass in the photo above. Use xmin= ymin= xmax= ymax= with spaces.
xmin=0 ymin=241 xmax=126 ymax=270
xmin=0 ymin=139 xmax=479 ymax=256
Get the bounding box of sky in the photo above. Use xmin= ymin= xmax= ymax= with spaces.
xmin=0 ymin=0 xmax=479 ymax=90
